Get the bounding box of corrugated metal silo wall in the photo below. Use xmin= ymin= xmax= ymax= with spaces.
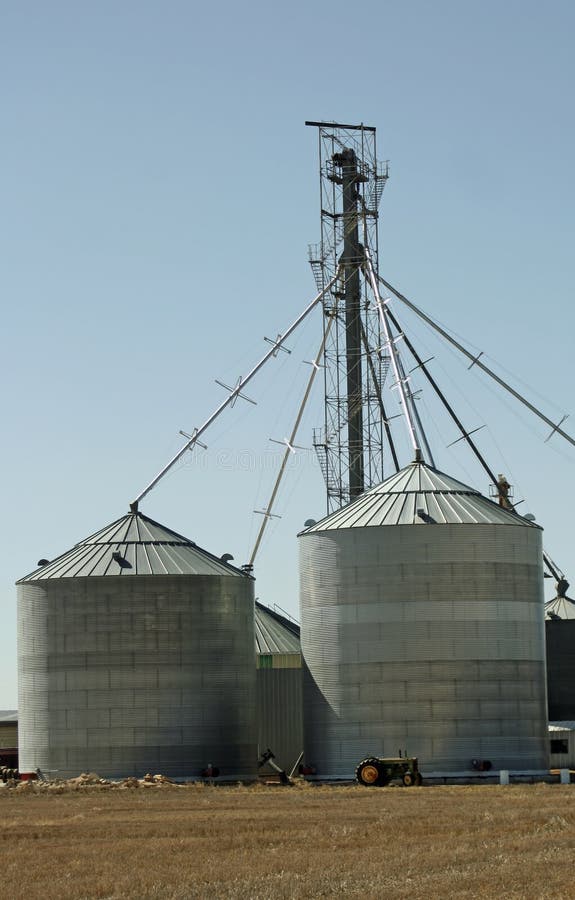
xmin=546 ymin=620 xmax=575 ymax=720
xmin=18 ymin=575 xmax=257 ymax=780
xmin=300 ymin=524 xmax=549 ymax=777
xmin=257 ymin=653 xmax=303 ymax=770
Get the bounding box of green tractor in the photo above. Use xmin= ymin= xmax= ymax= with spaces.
xmin=356 ymin=755 xmax=422 ymax=787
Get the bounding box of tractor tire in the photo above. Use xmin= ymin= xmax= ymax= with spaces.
xmin=356 ymin=758 xmax=385 ymax=786
xmin=402 ymin=772 xmax=414 ymax=787
xmin=415 ymin=772 xmax=423 ymax=786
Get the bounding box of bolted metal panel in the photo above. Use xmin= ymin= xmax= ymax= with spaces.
xmin=300 ymin=520 xmax=549 ymax=778
xmin=18 ymin=574 xmax=257 ymax=780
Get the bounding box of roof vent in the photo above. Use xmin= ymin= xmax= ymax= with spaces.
xmin=416 ymin=508 xmax=436 ymax=524
xmin=112 ymin=551 xmax=132 ymax=569
xmin=304 ymin=519 xmax=317 ymax=527
xmin=37 ymin=559 xmax=50 ymax=567
xmin=221 ymin=553 xmax=234 ymax=563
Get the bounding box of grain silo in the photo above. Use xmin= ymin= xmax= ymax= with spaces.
xmin=255 ymin=602 xmax=302 ymax=770
xmin=545 ymin=582 xmax=575 ymax=720
xmin=17 ymin=510 xmax=257 ymax=781
xmin=299 ymin=459 xmax=549 ymax=778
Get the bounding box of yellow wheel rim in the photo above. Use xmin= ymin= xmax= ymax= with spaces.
xmin=403 ymin=773 xmax=413 ymax=786
xmin=361 ymin=765 xmax=379 ymax=784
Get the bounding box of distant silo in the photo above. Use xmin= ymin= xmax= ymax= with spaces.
xmin=17 ymin=510 xmax=257 ymax=781
xmin=255 ymin=602 xmax=302 ymax=770
xmin=299 ymin=460 xmax=549 ymax=778
xmin=545 ymin=584 xmax=575 ymax=720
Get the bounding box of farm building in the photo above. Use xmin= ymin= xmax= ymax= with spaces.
xmin=0 ymin=710 xmax=17 ymax=747
xmin=255 ymin=602 xmax=302 ymax=772
xmin=0 ymin=710 xmax=18 ymax=770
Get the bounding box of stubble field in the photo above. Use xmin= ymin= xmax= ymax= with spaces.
xmin=0 ymin=780 xmax=574 ymax=899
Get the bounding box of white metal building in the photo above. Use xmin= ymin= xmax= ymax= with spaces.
xmin=549 ymin=722 xmax=575 ymax=770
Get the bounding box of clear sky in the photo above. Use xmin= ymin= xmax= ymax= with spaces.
xmin=2 ymin=0 xmax=574 ymax=707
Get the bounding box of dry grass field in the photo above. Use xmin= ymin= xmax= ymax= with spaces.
xmin=1 ymin=780 xmax=574 ymax=899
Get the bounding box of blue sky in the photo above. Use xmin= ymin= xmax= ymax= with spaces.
xmin=2 ymin=0 xmax=574 ymax=706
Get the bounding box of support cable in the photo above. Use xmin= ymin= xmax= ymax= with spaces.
xmin=379 ymin=275 xmax=575 ymax=450
xmin=131 ymin=272 xmax=341 ymax=509
xmin=385 ymin=307 xmax=499 ymax=486
xmin=385 ymin=301 xmax=567 ymax=582
xmin=364 ymin=252 xmax=421 ymax=458
xmin=248 ymin=314 xmax=335 ymax=567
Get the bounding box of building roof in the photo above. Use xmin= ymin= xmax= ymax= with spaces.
xmin=0 ymin=711 xmax=17 ymax=724
xmin=255 ymin=602 xmax=301 ymax=654
xmin=300 ymin=460 xmax=540 ymax=532
xmin=549 ymin=722 xmax=575 ymax=732
xmin=17 ymin=511 xmax=251 ymax=581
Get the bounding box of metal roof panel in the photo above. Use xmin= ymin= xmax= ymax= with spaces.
xmin=255 ymin=602 xmax=300 ymax=654
xmin=18 ymin=511 xmax=250 ymax=581
xmin=300 ymin=460 xmax=541 ymax=532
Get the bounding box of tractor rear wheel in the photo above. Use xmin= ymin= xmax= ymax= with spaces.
xmin=415 ymin=772 xmax=423 ymax=786
xmin=356 ymin=758 xmax=384 ymax=786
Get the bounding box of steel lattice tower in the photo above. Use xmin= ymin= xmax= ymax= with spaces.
xmin=306 ymin=121 xmax=391 ymax=511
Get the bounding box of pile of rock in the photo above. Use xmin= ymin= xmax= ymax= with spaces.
xmin=69 ymin=772 xmax=110 ymax=787
xmin=120 ymin=773 xmax=176 ymax=789
xmin=5 ymin=772 xmax=179 ymax=792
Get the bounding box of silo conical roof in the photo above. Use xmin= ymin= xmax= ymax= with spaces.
xmin=18 ymin=510 xmax=250 ymax=581
xmin=545 ymin=595 xmax=575 ymax=620
xmin=300 ymin=459 xmax=541 ymax=532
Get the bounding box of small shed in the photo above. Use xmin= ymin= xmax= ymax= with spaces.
xmin=549 ymin=722 xmax=575 ymax=770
